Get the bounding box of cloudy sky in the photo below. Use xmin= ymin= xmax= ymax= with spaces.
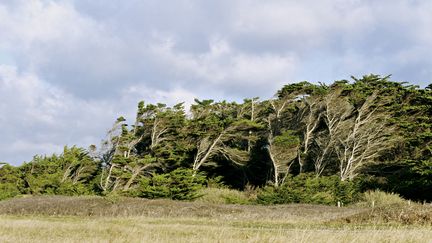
xmin=1 ymin=0 xmax=432 ymax=165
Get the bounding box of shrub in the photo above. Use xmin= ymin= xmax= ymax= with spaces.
xmin=0 ymin=164 xmax=23 ymax=200
xmin=139 ymin=169 xmax=206 ymax=200
xmin=256 ymin=173 xmax=361 ymax=205
xmin=358 ymin=190 xmax=407 ymax=207
xmin=196 ymin=187 xmax=254 ymax=204
xmin=0 ymin=183 xmax=21 ymax=201
xmin=56 ymin=182 xmax=94 ymax=196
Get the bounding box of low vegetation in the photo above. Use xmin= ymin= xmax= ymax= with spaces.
xmin=0 ymin=195 xmax=431 ymax=242
xmin=2 ymin=215 xmax=431 ymax=243
xmin=196 ymin=187 xmax=256 ymax=205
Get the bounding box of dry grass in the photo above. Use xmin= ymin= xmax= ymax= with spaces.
xmin=0 ymin=196 xmax=431 ymax=242
xmin=196 ymin=187 xmax=255 ymax=204
xmin=1 ymin=215 xmax=431 ymax=243
xmin=0 ymin=195 xmax=364 ymax=222
xmin=338 ymin=204 xmax=432 ymax=225
xmin=357 ymin=190 xmax=408 ymax=207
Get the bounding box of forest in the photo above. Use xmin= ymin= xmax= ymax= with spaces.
xmin=1 ymin=74 xmax=431 ymax=204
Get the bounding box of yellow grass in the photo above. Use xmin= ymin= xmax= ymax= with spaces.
xmin=0 ymin=196 xmax=431 ymax=242
xmin=1 ymin=215 xmax=431 ymax=243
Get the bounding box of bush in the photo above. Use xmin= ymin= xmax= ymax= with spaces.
xmin=56 ymin=182 xmax=94 ymax=196
xmin=358 ymin=190 xmax=407 ymax=207
xmin=257 ymin=173 xmax=361 ymax=205
xmin=139 ymin=169 xmax=206 ymax=200
xmin=0 ymin=183 xmax=21 ymax=201
xmin=196 ymin=187 xmax=254 ymax=204
xmin=0 ymin=164 xmax=23 ymax=200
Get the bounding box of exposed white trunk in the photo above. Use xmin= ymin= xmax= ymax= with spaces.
xmin=193 ymin=132 xmax=224 ymax=171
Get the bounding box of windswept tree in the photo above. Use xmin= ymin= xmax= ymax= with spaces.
xmin=265 ymin=130 xmax=300 ymax=187
xmin=2 ymin=74 xmax=429 ymax=202
xmin=189 ymin=99 xmax=261 ymax=172
xmin=19 ymin=146 xmax=97 ymax=195
xmin=136 ymin=102 xmax=189 ymax=169
xmin=279 ymin=82 xmax=327 ymax=173
xmin=262 ymin=92 xmax=300 ymax=186
xmin=100 ymin=101 xmax=189 ymax=192
xmin=59 ymin=146 xmax=98 ymax=185
xmin=382 ymin=82 xmax=432 ymax=200
xmin=241 ymin=97 xmax=261 ymax=152
xmin=313 ymin=86 xmax=353 ymax=176
xmin=99 ymin=103 xmax=157 ymax=192
xmin=335 ymin=92 xmax=395 ymax=181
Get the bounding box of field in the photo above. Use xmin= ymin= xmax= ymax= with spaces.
xmin=0 ymin=196 xmax=431 ymax=243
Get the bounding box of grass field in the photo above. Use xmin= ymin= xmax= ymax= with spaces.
xmin=0 ymin=196 xmax=431 ymax=242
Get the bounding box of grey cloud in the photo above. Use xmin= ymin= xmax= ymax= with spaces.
xmin=0 ymin=65 xmax=121 ymax=163
xmin=1 ymin=0 xmax=432 ymax=164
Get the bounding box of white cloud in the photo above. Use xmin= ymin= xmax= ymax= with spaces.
xmin=1 ymin=0 xmax=432 ymax=164
xmin=123 ymin=85 xmax=198 ymax=109
xmin=0 ymin=65 xmax=123 ymax=164
xmin=149 ymin=37 xmax=297 ymax=98
xmin=0 ymin=65 xmax=64 ymax=124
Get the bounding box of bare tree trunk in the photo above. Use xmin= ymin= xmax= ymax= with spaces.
xmin=193 ymin=132 xmax=224 ymax=171
xmin=334 ymin=93 xmax=394 ymax=181
xmin=148 ymin=116 xmax=171 ymax=151
xmin=247 ymin=98 xmax=257 ymax=153
xmin=61 ymin=165 xmax=72 ymax=183
xmin=72 ymin=166 xmax=85 ymax=185
xmin=313 ymin=90 xmax=351 ymax=177
xmin=101 ymin=164 xmax=115 ymax=192
xmin=266 ymin=139 xmax=279 ymax=187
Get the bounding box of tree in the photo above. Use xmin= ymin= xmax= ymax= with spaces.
xmin=313 ymin=87 xmax=353 ymax=176
xmin=334 ymin=93 xmax=395 ymax=180
xmin=139 ymin=102 xmax=189 ymax=170
xmin=189 ymin=99 xmax=261 ymax=172
xmin=2 ymin=74 xmax=431 ymax=202
xmin=266 ymin=130 xmax=300 ymax=187
xmin=263 ymin=92 xmax=300 ymax=187
xmin=59 ymin=146 xmax=97 ymax=185
xmin=99 ymin=101 xmax=188 ymax=192
xmin=242 ymin=97 xmax=260 ymax=152
xmin=383 ymin=83 xmax=432 ymax=200
xmin=99 ymin=105 xmax=157 ymax=192
xmin=285 ymin=82 xmax=327 ymax=173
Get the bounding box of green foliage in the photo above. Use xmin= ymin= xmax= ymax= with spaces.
xmin=139 ymin=169 xmax=206 ymax=200
xmin=20 ymin=146 xmax=97 ymax=196
xmin=273 ymin=130 xmax=300 ymax=147
xmin=256 ymin=173 xmax=361 ymax=205
xmin=55 ymin=182 xmax=94 ymax=196
xmin=1 ymin=75 xmax=431 ymax=203
xmin=0 ymin=183 xmax=20 ymax=200
xmin=0 ymin=164 xmax=24 ymax=200
xmin=371 ymin=83 xmax=432 ymax=201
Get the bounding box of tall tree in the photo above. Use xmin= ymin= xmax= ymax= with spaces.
xmin=189 ymin=99 xmax=261 ymax=172
xmin=263 ymin=92 xmax=300 ymax=186
xmin=335 ymin=92 xmax=395 ymax=181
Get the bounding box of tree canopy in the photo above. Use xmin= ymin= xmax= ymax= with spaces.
xmin=1 ymin=75 xmax=431 ymax=202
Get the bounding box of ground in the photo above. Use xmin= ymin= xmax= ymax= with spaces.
xmin=0 ymin=196 xmax=431 ymax=242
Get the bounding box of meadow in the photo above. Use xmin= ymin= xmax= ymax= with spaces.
xmin=0 ymin=195 xmax=431 ymax=243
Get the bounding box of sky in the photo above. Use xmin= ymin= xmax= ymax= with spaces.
xmin=1 ymin=0 xmax=432 ymax=165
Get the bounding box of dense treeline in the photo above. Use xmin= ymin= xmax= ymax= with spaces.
xmin=1 ymin=75 xmax=431 ymax=203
